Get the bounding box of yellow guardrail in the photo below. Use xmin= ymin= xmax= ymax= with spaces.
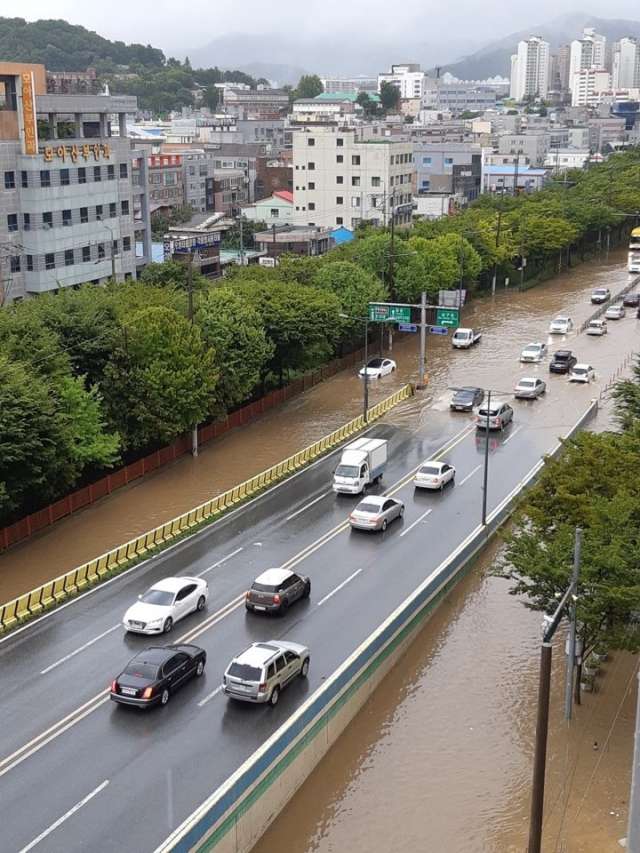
xmin=0 ymin=384 xmax=414 ymax=634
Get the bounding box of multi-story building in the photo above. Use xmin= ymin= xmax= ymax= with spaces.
xmin=425 ymin=82 xmax=498 ymax=114
xmin=182 ymin=151 xmax=216 ymax=211
xmin=146 ymin=153 xmax=185 ymax=214
xmin=255 ymin=155 xmax=292 ymax=200
xmin=569 ymin=28 xmax=607 ymax=87
xmin=509 ymin=37 xmax=551 ymax=100
xmin=254 ymin=224 xmax=332 ymax=259
xmin=292 ymin=96 xmax=359 ymax=123
xmin=0 ymin=61 xmax=148 ymax=303
xmin=413 ymin=142 xmax=481 ymax=205
xmin=242 ymin=190 xmax=293 ymax=226
xmin=497 ymin=132 xmax=550 ymax=167
xmin=571 ymin=68 xmax=612 ymax=106
xmin=556 ymin=45 xmax=572 ymax=92
xmin=212 ymin=169 xmax=246 ymax=217
xmin=222 ymin=87 xmax=289 ymax=120
xmin=320 ymin=77 xmax=357 ymax=95
xmin=612 ymin=38 xmax=640 ymax=89
xmin=378 ymin=63 xmax=426 ymax=100
xmin=292 ymin=126 xmax=413 ymax=231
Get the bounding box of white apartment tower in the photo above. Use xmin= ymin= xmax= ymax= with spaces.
xmin=612 ymin=37 xmax=640 ymax=89
xmin=292 ymin=127 xmax=414 ymax=231
xmin=569 ymin=28 xmax=607 ymax=85
xmin=509 ymin=37 xmax=551 ymax=100
xmin=378 ymin=63 xmax=426 ymax=100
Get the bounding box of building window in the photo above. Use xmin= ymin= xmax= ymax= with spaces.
xmin=94 ymin=166 xmax=101 ymax=182
xmin=107 ymin=165 xmax=115 ymax=180
xmin=121 ymin=200 xmax=130 ymax=216
xmin=307 ymin=138 xmax=315 ymax=146
xmin=78 ymin=167 xmax=87 ymax=184
xmin=352 ymin=155 xmax=361 ymax=165
xmin=43 ymin=212 xmax=53 ymax=230
xmin=371 ymin=176 xmax=381 ymax=187
xmin=337 ymin=176 xmax=344 ymax=184
xmin=351 ymin=176 xmax=360 ymax=186
xmin=337 ymin=138 xmax=344 ymax=147
xmin=390 ymin=155 xmax=395 ymax=165
xmin=336 ymin=155 xmax=344 ymax=163
xmin=98 ymin=243 xmax=106 ymax=260
xmin=444 ymin=157 xmax=453 ymax=165
xmin=10 ymin=256 xmax=20 ymax=273
xmin=4 ymin=171 xmax=15 ymax=189
xmin=308 ymin=162 xmax=315 ymax=170
xmin=62 ymin=209 xmax=72 ymax=227
xmin=23 ymin=213 xmax=31 ymax=230
xmin=82 ymin=245 xmax=91 ymax=263
xmin=119 ymin=163 xmax=128 ymax=179
xmin=337 ymin=196 xmax=344 ymax=204
xmin=270 ymin=208 xmax=279 ymax=218
xmin=109 ymin=202 xmax=117 ymax=218
xmin=96 ymin=205 xmax=103 ymax=221
xmin=80 ymin=207 xmax=89 ymax=224
xmin=45 ymin=253 xmax=55 ymax=270
xmin=7 ymin=214 xmax=18 ymax=233
xmin=65 ymin=249 xmax=74 ymax=267
xmin=40 ymin=170 xmax=51 ymax=188
xmin=123 ymin=236 xmax=131 ymax=252
xmin=336 ymin=217 xmax=343 ymax=224
xmin=308 ymin=182 xmax=315 ymax=190
xmin=113 ymin=240 xmax=118 ymax=255
xmin=422 ymin=157 xmax=432 ymax=165
xmin=309 ymin=202 xmax=315 ymax=210
xmin=60 ymin=168 xmax=70 ymax=186
xmin=21 ymin=171 xmax=28 ymax=188
xmin=26 ymin=255 xmax=33 ymax=271
xmin=351 ymin=197 xmax=361 ymax=207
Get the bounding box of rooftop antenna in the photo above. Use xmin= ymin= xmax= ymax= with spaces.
xmin=435 ymin=66 xmax=441 ymax=79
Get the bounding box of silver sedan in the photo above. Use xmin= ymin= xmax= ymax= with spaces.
xmin=349 ymin=495 xmax=404 ymax=532
xmin=514 ymin=377 xmax=546 ymax=400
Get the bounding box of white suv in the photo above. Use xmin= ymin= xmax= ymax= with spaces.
xmin=223 ymin=641 xmax=310 ymax=706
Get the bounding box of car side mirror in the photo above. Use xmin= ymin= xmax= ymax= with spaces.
xmin=138 ymin=594 xmax=142 ymax=600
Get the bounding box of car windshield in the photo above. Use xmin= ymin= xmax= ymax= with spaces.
xmin=594 ymin=289 xmax=607 ymax=295
xmin=524 ymin=345 xmax=539 ymax=353
xmin=555 ymin=353 xmax=570 ymax=360
xmin=252 ymin=582 xmax=277 ymax=593
xmin=552 ymin=318 xmax=567 ymax=323
xmin=519 ymin=381 xmax=535 ymax=388
xmin=228 ymin=662 xmax=262 ymax=681
xmin=366 ymin=359 xmax=384 ymax=368
xmin=123 ymin=662 xmax=158 ymax=679
xmin=140 ymin=589 xmax=175 ymax=606
xmin=454 ymin=390 xmax=473 ymax=399
xmin=335 ymin=464 xmax=360 ymax=478
xmin=589 ymin=322 xmax=601 ymax=327
xmin=419 ymin=466 xmax=440 ymax=475
xmin=355 ymin=502 xmax=381 ymax=514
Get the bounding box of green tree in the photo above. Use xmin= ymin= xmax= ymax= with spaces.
xmin=102 ymin=307 xmax=218 ymax=450
xmin=293 ymin=74 xmax=324 ymax=100
xmin=356 ymin=91 xmax=380 ymax=118
xmin=312 ymin=262 xmax=388 ymax=343
xmin=196 ymin=287 xmax=273 ymax=415
xmin=139 ymin=260 xmax=209 ymax=293
xmin=379 ymin=81 xmax=401 ymax=111
xmin=393 ymin=236 xmax=461 ymax=302
xmin=55 ymin=375 xmax=120 ymax=471
xmin=611 ymin=357 xmax=640 ymax=430
xmin=221 ymin=218 xmax=267 ymax=249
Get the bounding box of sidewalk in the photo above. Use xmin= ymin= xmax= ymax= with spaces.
xmin=0 ymin=335 xmax=419 ymax=601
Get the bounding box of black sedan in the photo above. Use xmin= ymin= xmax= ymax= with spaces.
xmin=450 ymin=386 xmax=485 ymax=412
xmin=623 ymin=292 xmax=640 ymax=308
xmin=110 ymin=644 xmax=206 ymax=708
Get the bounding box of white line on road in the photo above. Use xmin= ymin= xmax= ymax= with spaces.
xmin=40 ymin=625 xmax=121 ymax=675
xmin=196 ymin=547 xmax=244 ymax=577
xmin=459 ymin=464 xmax=482 ymax=486
xmin=197 ymin=685 xmax=223 ymax=707
xmin=317 ymin=570 xmax=362 ymax=606
xmin=503 ymin=426 xmax=522 ymax=445
xmin=399 ymin=508 xmax=432 ymax=538
xmin=17 ymin=780 xmax=109 ymax=853
xmin=286 ymin=492 xmax=330 ymax=521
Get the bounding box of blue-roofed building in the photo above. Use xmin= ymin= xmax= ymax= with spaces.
xmin=330 ymin=226 xmax=355 ymax=245
xmin=482 ymin=164 xmax=550 ymax=195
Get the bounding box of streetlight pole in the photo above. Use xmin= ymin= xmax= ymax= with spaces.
xmin=481 ymin=389 xmax=491 ymax=526
xmin=340 ymin=313 xmax=369 ymax=424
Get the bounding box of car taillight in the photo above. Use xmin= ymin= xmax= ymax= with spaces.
xmin=111 ymin=680 xmax=117 ymax=693
xmin=142 ymin=687 xmax=153 ymax=699
xmin=433 ymin=478 xmax=439 ymax=484
xmin=273 ymin=594 xmax=280 ymax=604
xmin=370 ymin=517 xmax=379 ymax=523
xmin=259 ymin=682 xmax=267 ymax=693
xmin=246 ymin=590 xmax=250 ymax=598
xmin=349 ymin=514 xmax=356 ymax=520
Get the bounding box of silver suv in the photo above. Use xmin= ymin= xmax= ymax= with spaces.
xmin=475 ymin=401 xmax=514 ymax=431
xmin=245 ymin=568 xmax=310 ymax=615
xmin=223 ymin=641 xmax=310 ymax=706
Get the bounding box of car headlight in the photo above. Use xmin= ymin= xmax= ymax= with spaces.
xmin=146 ymin=618 xmax=164 ymax=627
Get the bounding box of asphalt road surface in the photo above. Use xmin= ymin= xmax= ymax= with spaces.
xmin=1 ymin=269 xmax=638 ymax=853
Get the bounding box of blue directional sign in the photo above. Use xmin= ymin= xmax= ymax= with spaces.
xmin=429 ymin=326 xmax=449 ymax=335
xmin=398 ymin=323 xmax=417 ymax=332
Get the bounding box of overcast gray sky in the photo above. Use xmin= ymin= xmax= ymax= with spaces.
xmin=9 ymin=0 xmax=640 ymax=54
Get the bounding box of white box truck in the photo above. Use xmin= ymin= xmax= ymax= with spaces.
xmin=333 ymin=438 xmax=388 ymax=495
xmin=451 ymin=327 xmax=482 ymax=349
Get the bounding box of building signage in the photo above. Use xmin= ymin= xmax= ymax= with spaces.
xmin=43 ymin=142 xmax=111 ymax=163
xmin=163 ymin=232 xmax=222 ymax=260
xmin=21 ymin=72 xmax=38 ymax=156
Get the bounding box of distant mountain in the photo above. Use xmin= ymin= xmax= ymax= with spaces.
xmin=436 ymin=12 xmax=640 ymax=81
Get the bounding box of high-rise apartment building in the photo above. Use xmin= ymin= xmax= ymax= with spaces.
xmin=292 ymin=126 xmax=413 ymax=231
xmin=378 ymin=63 xmax=426 ymax=100
xmin=0 ymin=61 xmax=150 ymax=303
xmin=569 ymin=28 xmax=607 ymax=86
xmin=571 ymin=68 xmax=612 ymax=106
xmin=612 ymin=37 xmax=640 ymax=89
xmin=509 ymin=37 xmax=551 ymax=100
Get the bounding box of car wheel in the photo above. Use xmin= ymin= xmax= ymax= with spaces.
xmin=362 ymin=482 xmax=368 ymax=496
xmin=381 ymin=519 xmax=388 ymax=532
xmin=163 ymin=617 xmax=173 ymax=634
xmin=399 ymin=505 xmax=405 ymax=517
xmin=439 ymin=481 xmax=444 ymax=491
xmin=391 ymin=366 xmax=396 ymax=372
xmin=269 ymin=685 xmax=280 ymax=707
xmin=279 ymin=600 xmax=289 ymax=617
xmin=196 ymin=660 xmax=205 ymax=677
xmin=377 ymin=374 xmax=382 ymax=380
xmin=160 ymin=689 xmax=170 ymax=706
xmin=303 ymin=582 xmax=311 ymax=598
xmin=197 ymin=595 xmax=206 ymax=611
xmin=300 ymin=658 xmax=310 ymax=678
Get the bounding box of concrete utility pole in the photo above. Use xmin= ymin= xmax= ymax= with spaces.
xmin=626 ymin=671 xmax=640 ymax=852
xmin=187 ymin=251 xmax=197 ymax=458
xmin=389 ymin=192 xmax=396 ymax=292
xmin=492 ymin=192 xmax=504 ymax=295
xmin=239 ymin=216 xmax=245 ymax=267
xmin=519 ymin=212 xmax=527 ymax=292
xmin=417 ymin=291 xmax=427 ymax=390
xmin=565 ymin=528 xmax=582 ymax=718
xmin=110 ymin=239 xmax=116 ymax=282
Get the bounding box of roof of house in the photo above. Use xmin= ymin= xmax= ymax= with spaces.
xmin=273 ymin=190 xmax=293 ymax=203
xmin=315 ymin=91 xmax=380 ymax=103
xmin=484 ymin=165 xmax=549 ymax=176
xmin=330 ymin=226 xmax=354 ymax=245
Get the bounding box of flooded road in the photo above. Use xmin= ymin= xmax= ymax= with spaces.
xmin=0 ymin=248 xmax=636 ymax=602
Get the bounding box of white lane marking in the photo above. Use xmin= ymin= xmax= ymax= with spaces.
xmin=40 ymin=625 xmax=120 ymax=675
xmin=196 ymin=547 xmax=244 ymax=577
xmin=399 ymin=508 xmax=433 ymax=538
xmin=286 ymin=492 xmax=330 ymax=521
xmin=197 ymin=685 xmax=223 ymax=708
xmin=17 ymin=779 xmax=109 ymax=853
xmin=459 ymin=464 xmax=482 ymax=486
xmin=503 ymin=426 xmax=522 ymax=445
xmin=180 ymin=598 xmax=245 ymax=644
xmin=317 ymin=570 xmax=362 ymax=607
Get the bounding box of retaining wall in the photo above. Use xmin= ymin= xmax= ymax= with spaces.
xmin=153 ymin=400 xmax=599 ymax=853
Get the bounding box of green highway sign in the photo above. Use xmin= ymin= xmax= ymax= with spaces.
xmin=436 ymin=308 xmax=460 ymax=328
xmin=368 ymin=304 xmax=411 ymax=323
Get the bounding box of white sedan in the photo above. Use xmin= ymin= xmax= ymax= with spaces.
xmin=123 ymin=576 xmax=209 ymax=634
xmin=414 ymin=461 xmax=456 ymax=490
xmin=605 ymin=304 xmax=626 ymax=320
xmin=514 ymin=377 xmax=546 ymax=399
xmin=569 ymin=364 xmax=596 ymax=383
xmin=358 ymin=357 xmax=397 ymax=379
xmin=548 ymin=316 xmax=573 ymax=334
xmin=520 ymin=342 xmax=548 ymax=363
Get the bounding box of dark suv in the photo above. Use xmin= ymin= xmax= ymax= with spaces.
xmin=623 ymin=292 xmax=640 ymax=308
xmin=549 ymin=350 xmax=577 ymax=374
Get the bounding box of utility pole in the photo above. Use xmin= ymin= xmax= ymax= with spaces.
xmin=481 ymin=390 xmax=491 ymax=526
xmin=565 ymin=528 xmax=582 ymax=718
xmin=389 ymin=192 xmax=396 ymax=293
xmin=187 ymin=251 xmax=194 ymax=324
xmin=363 ymin=316 xmax=369 ymax=423
xmin=458 ymin=232 xmax=464 ymax=309
xmin=519 ymin=212 xmax=527 ymax=292
xmin=110 ymin=239 xmax=116 ymax=282
xmin=416 ymin=291 xmax=427 ymax=390
xmin=239 ymin=216 xmax=245 ymax=267
xmin=492 ymin=193 xmax=504 ymax=295
xmin=626 ymin=671 xmax=640 ymax=852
